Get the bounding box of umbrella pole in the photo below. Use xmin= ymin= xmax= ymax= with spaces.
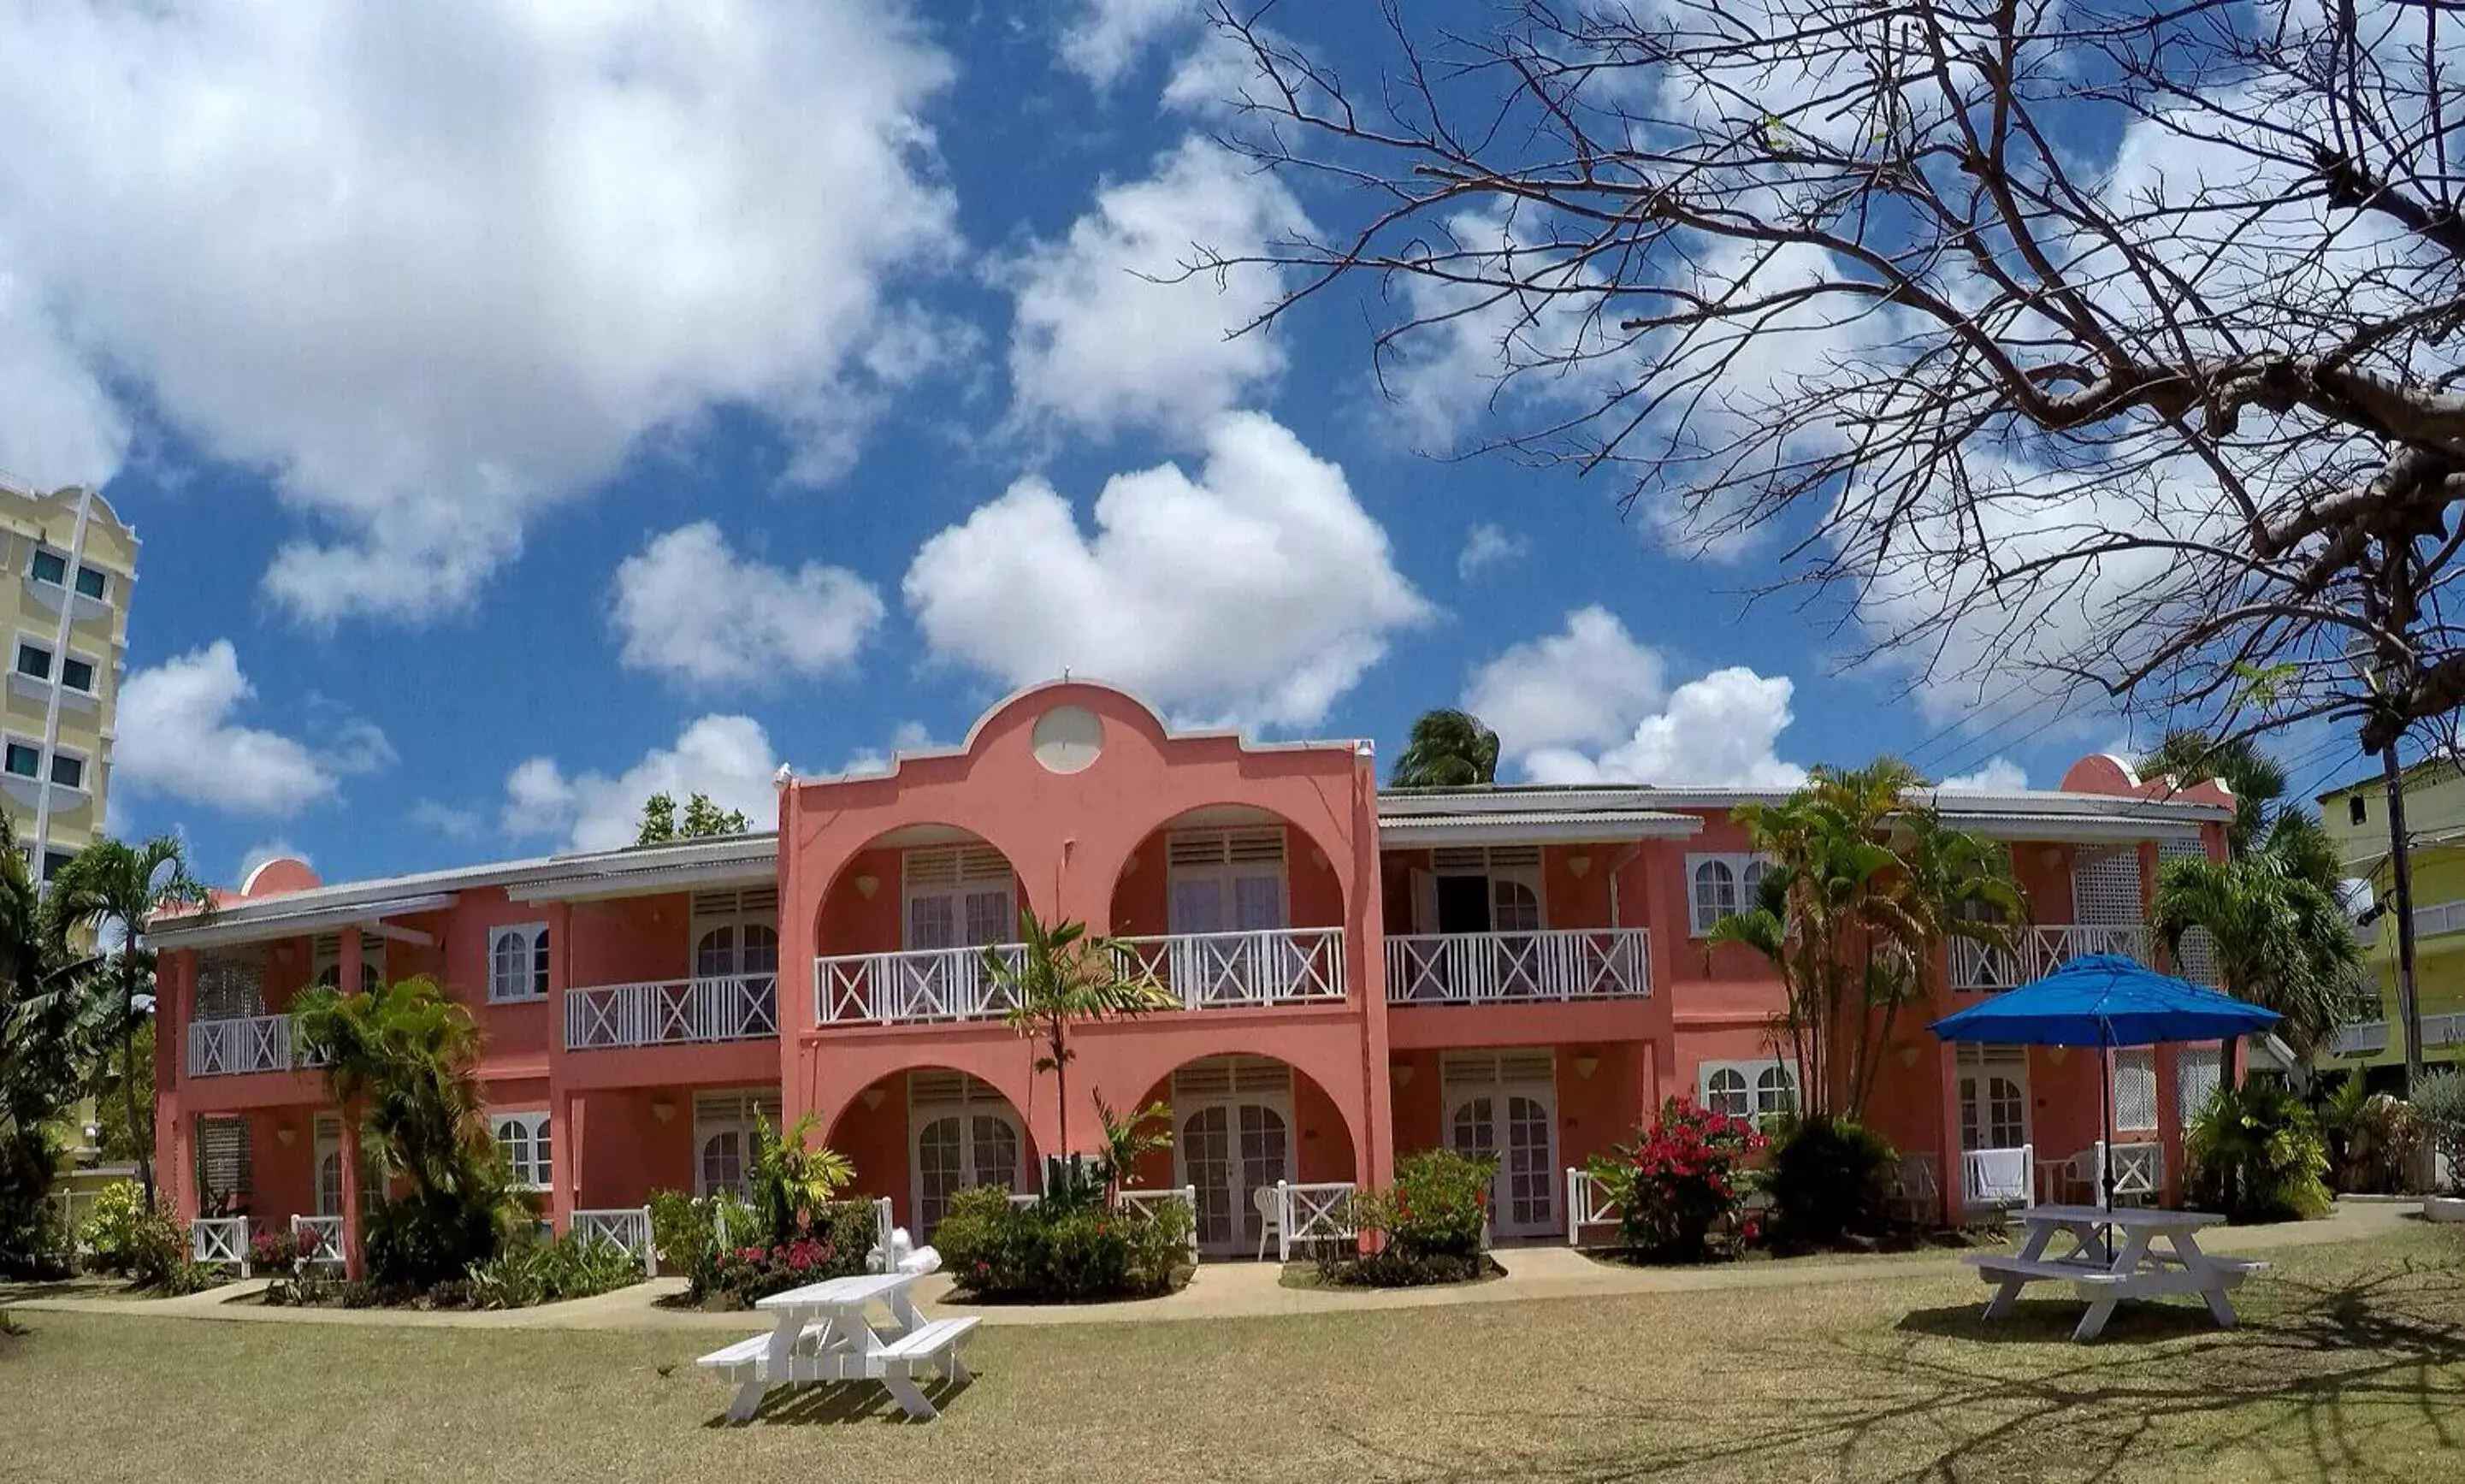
xmin=2101 ymin=1039 xmax=2116 ymax=1260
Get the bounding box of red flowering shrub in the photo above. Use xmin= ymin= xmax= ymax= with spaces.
xmin=1590 ymin=1097 xmax=1767 ymax=1262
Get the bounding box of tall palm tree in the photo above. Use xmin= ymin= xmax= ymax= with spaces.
xmin=0 ymin=817 xmax=80 ymax=1265
xmin=48 ymin=836 xmax=211 ymax=1206
xmin=1392 ymin=709 xmax=1501 ymax=788
xmin=989 ymin=908 xmax=1175 ymax=1156
xmin=2154 ymin=854 xmax=2362 ymax=1065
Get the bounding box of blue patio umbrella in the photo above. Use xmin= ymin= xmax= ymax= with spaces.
xmin=1929 ymin=954 xmax=2282 ymax=1209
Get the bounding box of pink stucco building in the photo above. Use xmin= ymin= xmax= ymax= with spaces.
xmin=150 ymin=681 xmax=2236 ymax=1268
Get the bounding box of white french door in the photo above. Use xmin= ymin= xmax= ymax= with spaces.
xmin=912 ymin=1110 xmax=1022 ymax=1237
xmin=1959 ymin=1068 xmax=2030 ymax=1150
xmin=1178 ymin=1102 xmax=1292 ymax=1256
xmin=314 ymin=1115 xmax=343 ymax=1217
xmin=1446 ymin=1091 xmax=1558 ymax=1238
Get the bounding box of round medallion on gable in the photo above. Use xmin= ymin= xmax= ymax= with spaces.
xmin=1030 ymin=704 xmax=1103 ymax=774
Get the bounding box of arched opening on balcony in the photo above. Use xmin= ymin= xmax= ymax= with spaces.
xmin=1102 ymin=804 xmax=1349 ymax=1010
xmin=813 ymin=825 xmax=1030 ymax=1026
xmin=823 ymin=1065 xmax=1041 ymax=1239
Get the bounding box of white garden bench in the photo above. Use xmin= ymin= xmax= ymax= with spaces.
xmin=876 ymin=1316 xmax=980 ymax=1420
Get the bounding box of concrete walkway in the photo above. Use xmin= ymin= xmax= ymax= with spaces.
xmin=8 ymin=1198 xmax=2417 ymax=1333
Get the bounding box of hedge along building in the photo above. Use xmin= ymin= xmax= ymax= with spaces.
xmin=147 ymin=679 xmax=2236 ymax=1271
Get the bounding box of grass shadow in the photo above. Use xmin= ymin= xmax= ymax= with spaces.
xmin=705 ymin=1375 xmax=973 ymax=1428
xmin=1895 ymin=1298 xmax=2230 ymax=1345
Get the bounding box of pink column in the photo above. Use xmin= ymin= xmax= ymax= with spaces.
xmin=155 ymin=949 xmax=193 ymax=1212
xmin=547 ymin=901 xmax=576 ymax=1232
xmin=1351 ymin=753 xmax=1396 ymax=1193
xmin=1935 ymin=1041 xmax=1964 ymax=1228
xmin=336 ymin=924 xmax=363 ymax=991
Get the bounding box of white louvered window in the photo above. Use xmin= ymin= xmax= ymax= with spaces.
xmin=1688 ymin=854 xmax=1770 ymax=936
xmin=2155 ymin=839 xmax=2219 ymax=984
xmin=904 ymin=847 xmax=1014 ymax=951
xmin=488 ymin=923 xmax=550 ymax=1002
xmin=1432 ymin=845 xmax=1545 ymax=934
xmin=197 ymin=1116 xmax=251 ymax=1208
xmin=693 ymin=885 xmax=780 ymax=979
xmin=195 ymin=954 xmax=267 ymax=1020
xmin=491 ymin=1111 xmax=553 ymax=1190
xmin=2113 ymin=1048 xmax=2158 ymax=1131
xmin=2176 ymin=1047 xmax=2223 ymax=1126
xmin=1167 ymin=828 xmax=1288 ymax=937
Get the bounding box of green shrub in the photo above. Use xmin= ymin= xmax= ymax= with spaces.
xmin=465 ymin=1230 xmax=643 ymax=1310
xmin=76 ymin=1180 xmax=151 ymax=1275
xmin=1314 ymin=1148 xmax=1499 ymax=1286
xmin=2186 ymin=1081 xmax=2333 ymax=1221
xmin=936 ymin=1185 xmax=1193 ymax=1302
xmin=1767 ymin=1115 xmax=1896 ymax=1245
xmin=2412 ymin=1071 xmax=2465 ymax=1196
xmin=1589 ymin=1097 xmax=1768 ymax=1262
xmin=80 ymin=1189 xmax=192 ymax=1291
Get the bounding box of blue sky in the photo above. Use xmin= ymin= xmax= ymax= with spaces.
xmin=0 ymin=2 xmax=2359 ymax=890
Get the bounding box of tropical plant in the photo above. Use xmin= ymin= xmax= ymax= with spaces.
xmin=2184 ymin=1082 xmax=2334 ymax=1222
xmin=2154 ymin=854 xmax=2362 ymax=1066
xmin=932 ymin=1183 xmax=1193 ymax=1302
xmin=464 ymin=1229 xmax=643 ymax=1310
xmin=633 ymin=791 xmax=750 ymax=846
xmin=1709 ymin=760 xmax=2025 ymax=1117
xmin=47 ymin=835 xmax=213 ymax=1207
xmin=1589 ymin=1097 xmax=1768 ymax=1262
xmin=0 ymin=819 xmax=80 ymax=1274
xmin=1390 ymin=708 xmax=1500 ymax=788
xmin=743 ymin=1111 xmax=854 ymax=1246
xmin=292 ymin=976 xmax=523 ymax=1287
xmin=990 ymin=908 xmax=1176 ymax=1155
xmin=2412 ymin=1073 xmax=2465 ymax=1197
xmin=1766 ymin=1115 xmax=1898 ymax=1246
xmin=1091 ymin=1093 xmax=1173 ymax=1200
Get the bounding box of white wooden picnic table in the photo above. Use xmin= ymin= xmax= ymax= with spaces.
xmin=699 ymin=1270 xmax=978 ymax=1422
xmin=1965 ymin=1203 xmax=2267 ymax=1342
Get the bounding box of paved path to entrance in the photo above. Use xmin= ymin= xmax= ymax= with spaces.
xmin=8 ymin=1198 xmax=2414 ymax=1333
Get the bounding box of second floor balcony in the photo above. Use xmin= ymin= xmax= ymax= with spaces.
xmin=187 ymin=1014 xmax=328 ymax=1078
xmin=1384 ymin=927 xmax=1651 ymax=1006
xmin=564 ymin=973 xmax=779 ymax=1050
xmin=813 ymin=926 xmax=1348 ymax=1026
xmin=1948 ymin=924 xmax=2149 ymax=994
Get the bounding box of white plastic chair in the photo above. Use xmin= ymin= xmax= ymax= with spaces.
xmin=1253 ymin=1185 xmax=1284 ymax=1262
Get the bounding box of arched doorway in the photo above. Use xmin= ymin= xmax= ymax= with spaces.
xmin=815 ymin=827 xmax=1027 ymax=1025
xmin=1439 ymin=1049 xmax=1558 ymax=1239
xmin=1957 ymin=1046 xmax=2031 ymax=1151
xmin=907 ymin=1071 xmax=1026 ymax=1236
xmin=1171 ymin=1055 xmax=1297 ymax=1256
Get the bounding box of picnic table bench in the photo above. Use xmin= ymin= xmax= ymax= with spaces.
xmin=698 ymin=1267 xmax=978 ymax=1422
xmin=1965 ymin=1203 xmax=2267 ymax=1342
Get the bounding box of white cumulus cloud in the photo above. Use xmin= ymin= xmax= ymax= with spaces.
xmin=1466 ymin=611 xmax=1807 ymax=787
xmin=501 ymin=715 xmax=784 ymax=854
xmin=906 ymin=411 xmax=1429 ymax=728
xmin=1056 ymin=0 xmax=1201 ymax=86
xmin=610 ymin=523 xmax=885 ymax=689
xmin=1457 ymin=523 xmax=1528 ymax=579
xmin=117 ymin=641 xmax=386 ymax=816
xmin=1008 ymin=138 xmax=1310 ymax=444
xmin=1937 ymin=758 xmax=2029 ymax=791
xmin=0 ymin=1 xmax=959 ymax=625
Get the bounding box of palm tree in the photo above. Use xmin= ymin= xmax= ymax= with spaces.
xmin=988 ymin=908 xmax=1176 ymax=1156
xmin=1391 ymin=709 xmax=1501 ymax=788
xmin=293 ymin=975 xmax=519 ymax=1283
xmin=2138 ymin=730 xmax=2343 ymax=887
xmin=1711 ymin=759 xmax=2024 ymax=1118
xmin=2154 ymin=854 xmax=2362 ymax=1066
xmin=48 ymin=836 xmax=211 ymax=1206
xmin=0 ymin=819 xmax=80 ymax=1266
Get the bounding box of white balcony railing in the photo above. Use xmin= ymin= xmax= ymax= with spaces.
xmin=565 ymin=974 xmax=778 ymax=1050
xmin=186 ymin=1014 xmax=297 ymax=1077
xmin=1960 ymin=1144 xmax=2036 ymax=1210
xmin=1564 ymin=1168 xmax=1623 ymax=1246
xmin=1114 ymin=928 xmax=1347 ymax=1010
xmin=191 ymin=1215 xmax=251 ymax=1274
xmin=815 ymin=943 xmax=1027 ymax=1025
xmin=1386 ymin=928 xmax=1649 ymax=1006
xmin=2334 ymin=1013 xmax=2465 ymax=1056
xmin=572 ymin=1206 xmax=655 ymax=1271
xmin=1948 ymin=925 xmax=2149 ymax=993
xmin=291 ymin=1215 xmax=344 ymax=1269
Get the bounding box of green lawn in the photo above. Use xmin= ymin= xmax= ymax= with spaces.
xmin=6 ymin=1227 xmax=2465 ymax=1483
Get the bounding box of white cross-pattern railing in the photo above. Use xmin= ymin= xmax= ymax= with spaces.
xmin=565 ymin=974 xmax=778 ymax=1049
xmin=1564 ymin=1168 xmax=1624 ymax=1245
xmin=44 ymin=1189 xmax=105 ymax=1254
xmin=1272 ymin=1180 xmax=1357 ymax=1262
xmin=1948 ymin=925 xmax=2149 ymax=993
xmin=186 ymin=1014 xmax=295 ymax=1077
xmin=1114 ymin=928 xmax=1347 ymax=1010
xmin=1386 ymin=928 xmax=1650 ymax=1005
xmin=191 ymin=1215 xmax=251 ymax=1274
xmin=290 ymin=1215 xmax=344 ymax=1269
xmin=814 ymin=943 xmax=1027 ymax=1025
xmin=2067 ymin=1142 xmax=2163 ymax=1208
xmin=572 ymin=1206 xmax=655 ymax=1271
xmin=1960 ymin=1144 xmax=2036 ymax=1210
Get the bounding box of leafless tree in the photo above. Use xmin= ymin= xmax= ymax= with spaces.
xmin=1200 ymin=0 xmax=2465 ymax=750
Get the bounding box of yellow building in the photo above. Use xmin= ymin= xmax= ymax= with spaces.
xmin=2318 ymin=760 xmax=2465 ymax=1080
xmin=0 ymin=478 xmax=135 ymax=881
